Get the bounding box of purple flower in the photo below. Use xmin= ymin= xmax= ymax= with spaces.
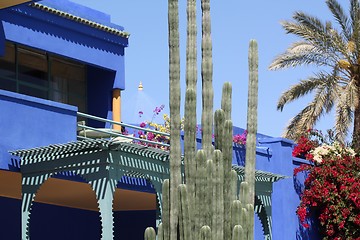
xmin=147 ymin=132 xmax=155 ymax=141
xmin=140 ymin=122 xmax=146 ymax=128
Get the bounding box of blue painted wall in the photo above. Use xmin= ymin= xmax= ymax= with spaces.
xmin=0 ymin=20 xmax=4 ymax=55
xmin=0 ymin=197 xmax=21 ymax=239
xmin=30 ymin=202 xmax=102 ymax=240
xmin=230 ymin=131 xmax=320 ymax=240
xmin=87 ymin=65 xmax=115 ymax=128
xmin=114 ymin=210 xmax=156 ymax=240
xmin=1 ymin=0 xmax=127 ymax=90
xmin=0 ymin=90 xmax=77 ymax=170
xmin=0 ymin=197 xmax=155 ymax=240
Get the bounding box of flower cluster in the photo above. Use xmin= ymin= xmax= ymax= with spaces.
xmin=137 ymin=105 xmax=170 ymax=151
xmin=293 ymin=131 xmax=360 ymax=239
xmin=233 ymin=131 xmax=247 ymax=145
xmin=136 ymin=104 xmax=250 ymax=151
xmin=311 ymin=142 xmax=356 ymax=164
xmin=292 ymin=129 xmax=322 ymax=159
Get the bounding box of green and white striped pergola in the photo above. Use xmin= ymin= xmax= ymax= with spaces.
xmin=11 ymin=139 xmax=285 ymax=240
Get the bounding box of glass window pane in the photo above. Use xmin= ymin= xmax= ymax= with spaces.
xmin=18 ymin=47 xmax=48 ymax=91
xmin=0 ymin=43 xmax=16 ymax=92
xmin=51 ymin=57 xmax=86 ymax=112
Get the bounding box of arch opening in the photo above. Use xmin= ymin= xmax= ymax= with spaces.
xmin=29 ymin=173 xmax=101 ymax=240
xmin=113 ymin=172 xmax=157 ymax=239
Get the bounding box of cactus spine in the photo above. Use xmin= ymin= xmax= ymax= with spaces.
xmin=145 ymin=0 xmax=259 ymax=239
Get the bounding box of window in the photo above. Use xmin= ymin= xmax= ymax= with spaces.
xmin=0 ymin=42 xmax=87 ymax=112
xmin=0 ymin=43 xmax=16 ymax=92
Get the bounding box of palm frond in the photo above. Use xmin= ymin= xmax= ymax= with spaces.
xmin=283 ymin=77 xmax=339 ymax=140
xmin=281 ymin=20 xmax=327 ymax=47
xmin=293 ymin=11 xmax=326 ymax=34
xmin=290 ymin=12 xmax=340 ymax=51
xmin=278 ymin=21 xmax=347 ymax=65
xmin=326 ymin=0 xmax=352 ymax=40
xmin=269 ymin=41 xmax=338 ymax=70
xmin=277 ymin=76 xmax=327 ymax=111
xmin=283 ymin=103 xmax=320 ymax=140
xmin=335 ymin=81 xmax=357 ymax=143
xmin=350 ymin=0 xmax=360 ymax=52
xmin=272 ymin=0 xmax=360 ymax=141
xmin=350 ymin=0 xmax=360 ymax=29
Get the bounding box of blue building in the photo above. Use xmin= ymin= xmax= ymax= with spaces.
xmin=0 ymin=1 xmax=314 ymax=239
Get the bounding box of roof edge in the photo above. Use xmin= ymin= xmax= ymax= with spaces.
xmin=31 ymin=2 xmax=130 ymax=38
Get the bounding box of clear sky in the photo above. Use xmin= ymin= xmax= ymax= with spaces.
xmin=71 ymin=0 xmax=349 ymax=138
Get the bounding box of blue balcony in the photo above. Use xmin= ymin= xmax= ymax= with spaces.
xmin=0 ymin=89 xmax=77 ymax=170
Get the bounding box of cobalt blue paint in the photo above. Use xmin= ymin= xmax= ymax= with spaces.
xmin=114 ymin=210 xmax=156 ymax=240
xmin=0 ymin=197 xmax=21 ymax=240
xmin=0 ymin=20 xmax=4 ymax=55
xmin=0 ymin=197 xmax=157 ymax=240
xmin=0 ymin=89 xmax=77 ymax=170
xmin=87 ymin=65 xmax=115 ymax=128
xmin=30 ymin=202 xmax=102 ymax=240
xmin=1 ymin=0 xmax=127 ymax=90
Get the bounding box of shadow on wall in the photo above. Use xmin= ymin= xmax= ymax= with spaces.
xmin=293 ymin=168 xmax=321 ymax=240
xmin=234 ymin=145 xmax=246 ymax=166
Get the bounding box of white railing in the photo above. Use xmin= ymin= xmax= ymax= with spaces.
xmin=77 ymin=112 xmax=170 ymax=148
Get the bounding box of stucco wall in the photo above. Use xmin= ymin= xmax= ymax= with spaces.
xmin=0 ymin=90 xmax=77 ymax=170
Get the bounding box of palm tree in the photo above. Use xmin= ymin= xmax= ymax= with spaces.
xmin=269 ymin=0 xmax=360 ymax=148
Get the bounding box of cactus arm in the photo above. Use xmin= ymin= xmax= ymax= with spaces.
xmin=214 ymin=109 xmax=225 ymax=151
xmin=231 ymin=200 xmax=242 ymax=233
xmin=205 ymin=159 xmax=214 ymax=231
xmin=144 ymin=227 xmax=156 ymax=240
xmin=232 ymin=225 xmax=244 ymax=240
xmin=186 ymin=0 xmax=197 ymax=90
xmin=199 ymin=225 xmax=212 ymax=240
xmin=179 ymin=184 xmax=191 ymax=240
xmin=223 ymin=119 xmax=233 ymax=240
xmin=162 ymin=179 xmax=170 ymax=240
xmin=195 ymin=149 xmax=206 ymax=236
xmin=168 ymin=0 xmax=181 ymax=239
xmin=244 ymin=39 xmax=259 ymax=239
xmin=158 ymin=223 xmax=164 ymax=240
xmin=221 ymin=82 xmax=232 ymax=121
xmin=201 ymin=0 xmax=214 ymax=158
xmin=184 ymin=0 xmax=197 ymax=235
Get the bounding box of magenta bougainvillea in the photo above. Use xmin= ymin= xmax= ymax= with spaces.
xmin=136 ymin=105 xmax=248 ymax=150
xmin=293 ymin=131 xmax=360 ymax=239
xmin=233 ymin=130 xmax=247 ymax=145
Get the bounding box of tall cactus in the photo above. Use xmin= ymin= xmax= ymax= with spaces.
xmin=244 ymin=39 xmax=259 ymax=240
xmin=145 ymin=0 xmax=259 ymax=239
xmin=168 ymin=0 xmax=181 ymax=239
xmin=184 ymin=0 xmax=197 ymax=234
xmin=201 ymin=0 xmax=214 ymax=158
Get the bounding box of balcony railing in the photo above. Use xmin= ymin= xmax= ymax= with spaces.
xmin=77 ymin=112 xmax=170 ymax=149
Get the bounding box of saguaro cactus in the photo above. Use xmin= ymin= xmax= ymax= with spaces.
xmin=168 ymin=0 xmax=181 ymax=239
xmin=244 ymin=39 xmax=259 ymax=240
xmin=145 ymin=0 xmax=259 ymax=239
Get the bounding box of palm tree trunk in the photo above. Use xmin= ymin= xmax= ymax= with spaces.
xmin=353 ymin=74 xmax=360 ymax=152
xmin=353 ymin=107 xmax=360 ymax=150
